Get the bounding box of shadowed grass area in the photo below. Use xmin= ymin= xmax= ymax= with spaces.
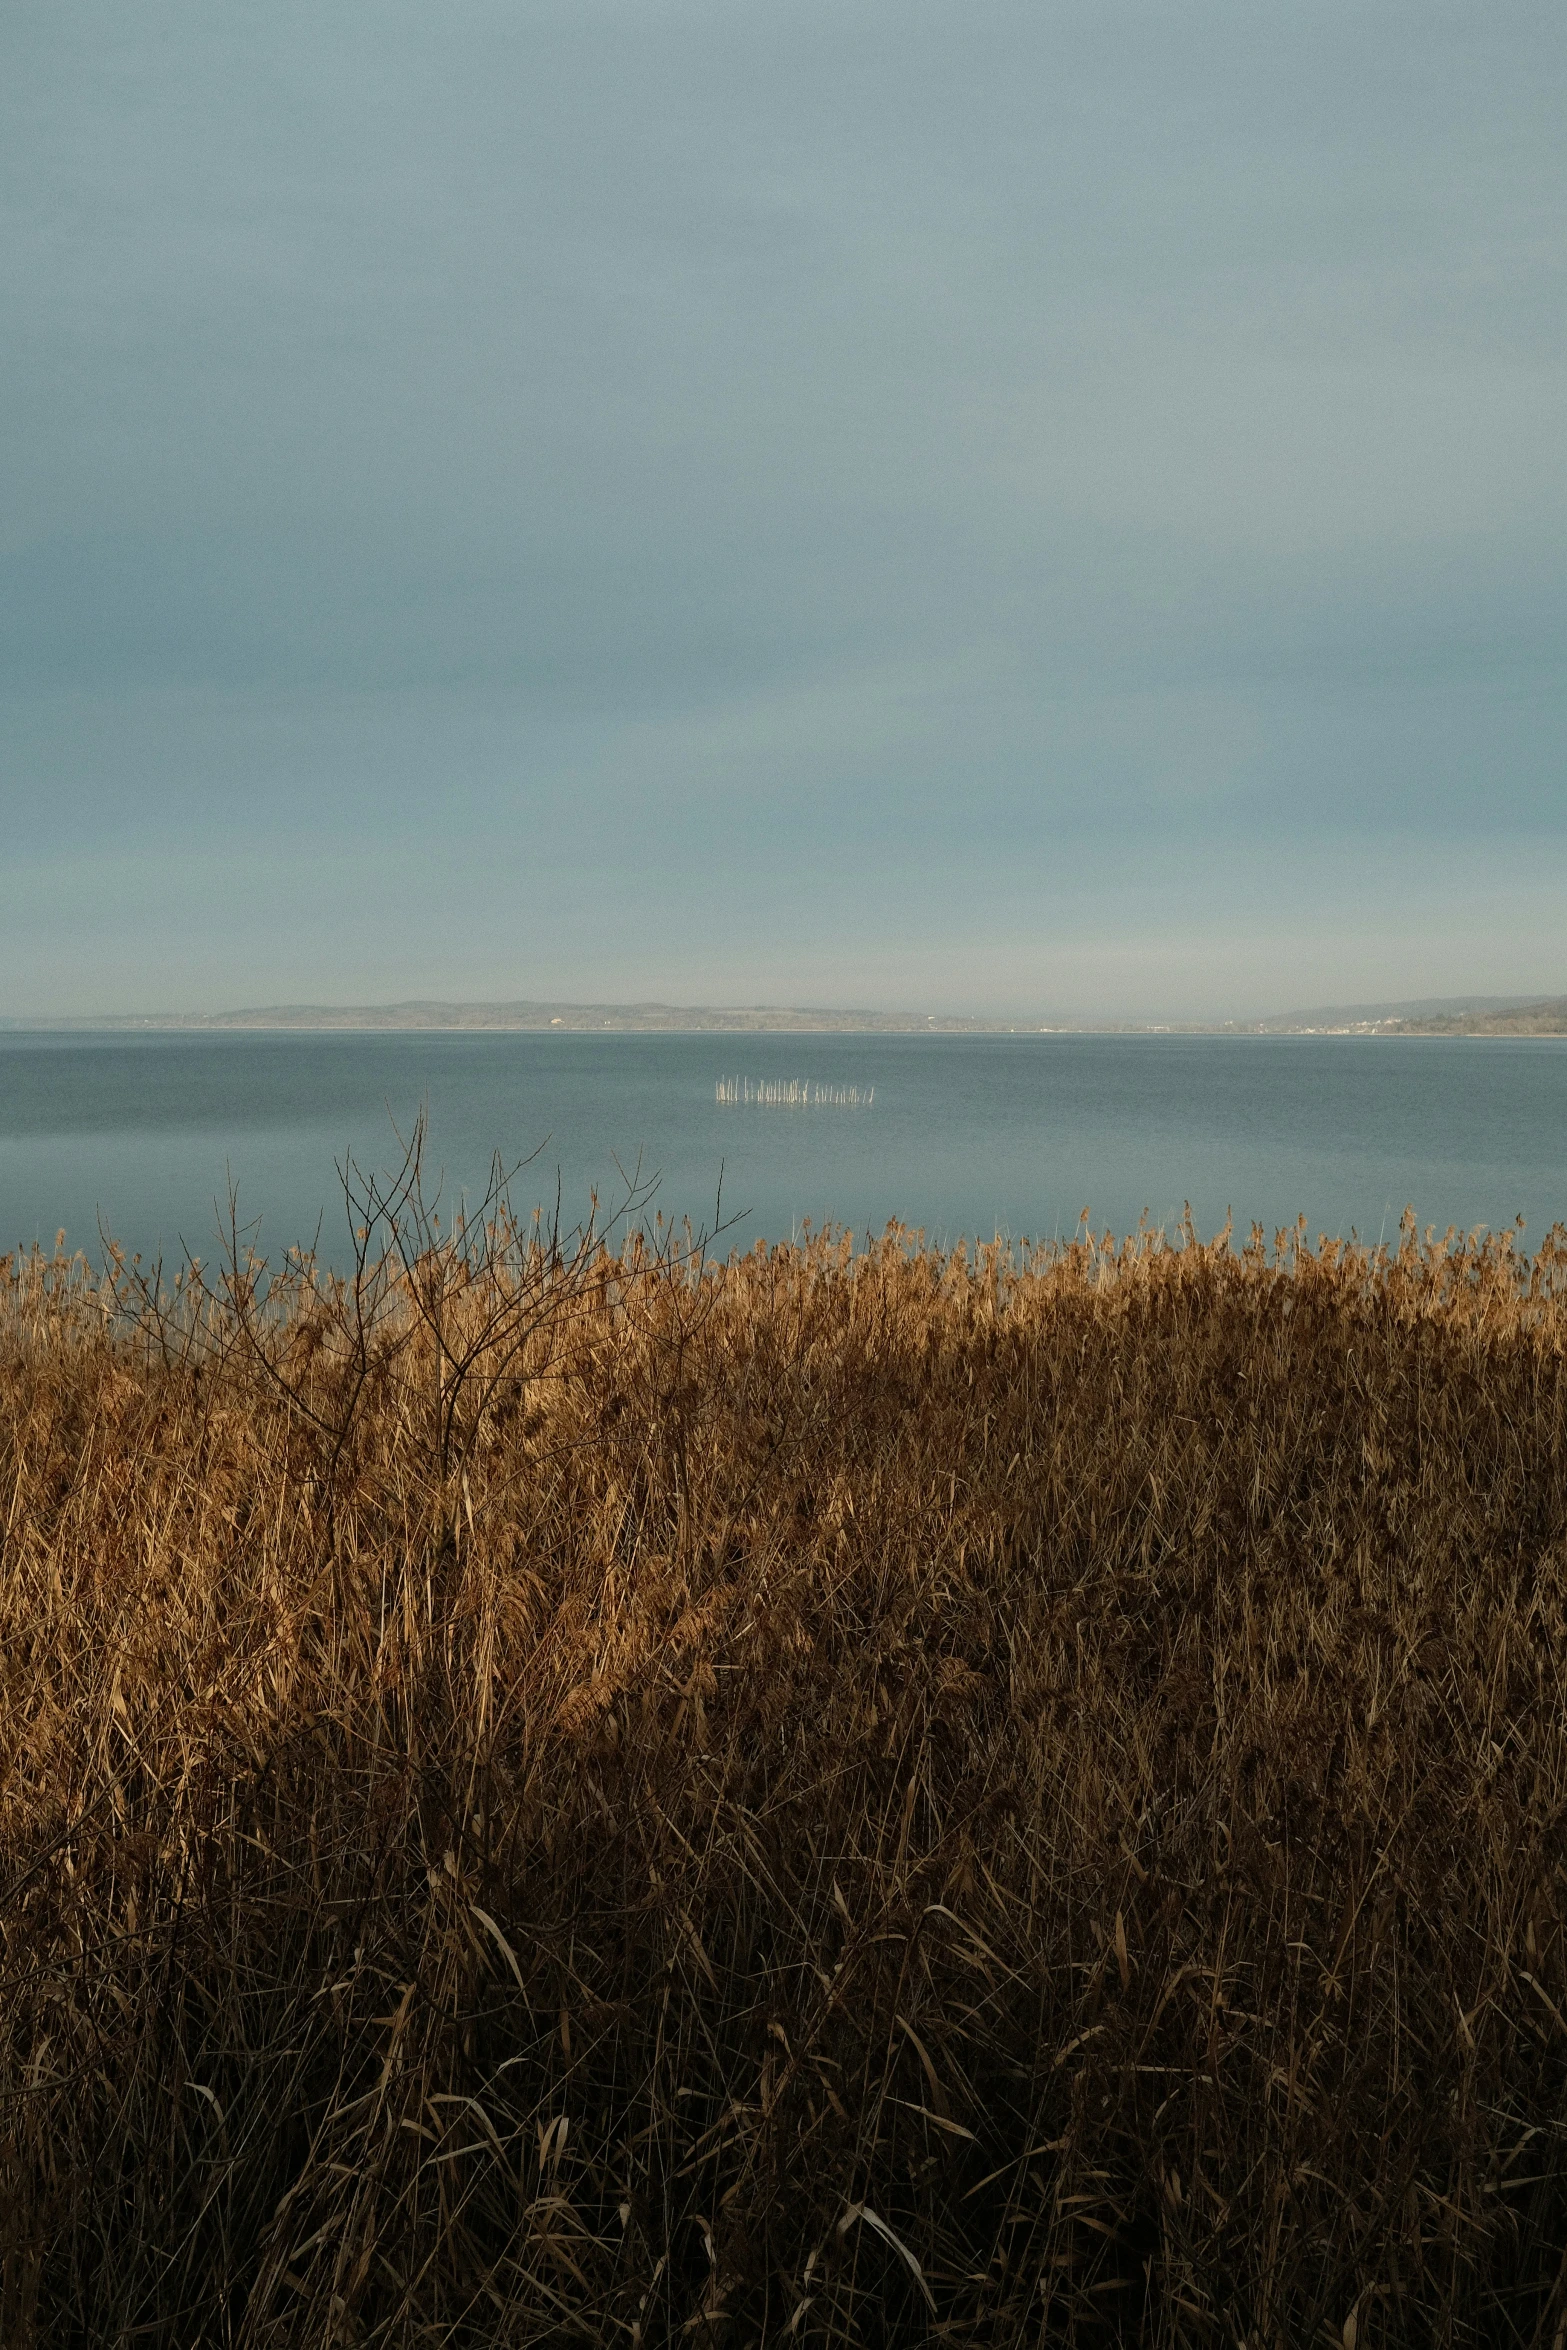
xmin=2 ymin=1148 xmax=1566 ymax=2345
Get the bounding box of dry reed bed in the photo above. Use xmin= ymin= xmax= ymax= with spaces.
xmin=2 ymin=1182 xmax=1567 ymax=2346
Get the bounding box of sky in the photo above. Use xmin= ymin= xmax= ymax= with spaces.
xmin=3 ymin=1 xmax=1564 ymax=1023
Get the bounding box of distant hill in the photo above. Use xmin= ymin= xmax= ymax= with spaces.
xmin=1237 ymin=996 xmax=1550 ymax=1033
xmin=8 ymin=993 xmax=1564 ymax=1037
xmin=18 ymin=1000 xmax=999 ymax=1035
xmin=1380 ymin=998 xmax=1567 ymax=1037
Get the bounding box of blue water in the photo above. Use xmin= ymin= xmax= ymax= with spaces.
xmin=2 ymin=1029 xmax=1565 ymax=1269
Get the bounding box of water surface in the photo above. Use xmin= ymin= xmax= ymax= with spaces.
xmin=2 ymin=1029 xmax=1564 ymax=1268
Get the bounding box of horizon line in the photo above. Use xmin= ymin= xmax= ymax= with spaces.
xmin=4 ymin=989 xmax=1566 ymax=1037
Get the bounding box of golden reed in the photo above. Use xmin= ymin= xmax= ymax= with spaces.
xmin=2 ymin=1148 xmax=1565 ymax=2343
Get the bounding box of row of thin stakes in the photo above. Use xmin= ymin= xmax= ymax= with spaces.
xmin=2 ymin=1137 xmax=1566 ymax=2345
xmin=714 ymin=1077 xmax=873 ymax=1106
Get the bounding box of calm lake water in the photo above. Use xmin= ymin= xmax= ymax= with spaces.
xmin=2 ymin=1029 xmax=1565 ymax=1269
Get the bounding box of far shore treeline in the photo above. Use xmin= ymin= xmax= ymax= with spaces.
xmin=4 ymin=990 xmax=1566 ymax=1036
xmin=3 ymin=1145 xmax=1566 ymax=2343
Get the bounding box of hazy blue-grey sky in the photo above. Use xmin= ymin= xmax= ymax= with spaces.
xmin=3 ymin=2 xmax=1563 ymax=1019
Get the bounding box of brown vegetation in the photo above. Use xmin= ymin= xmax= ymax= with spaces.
xmin=3 ymin=1147 xmax=1566 ymax=2345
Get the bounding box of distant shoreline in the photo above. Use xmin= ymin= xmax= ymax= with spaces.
xmin=3 ymin=994 xmax=1565 ymax=1039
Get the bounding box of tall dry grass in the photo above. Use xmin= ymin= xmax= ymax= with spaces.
xmin=2 ymin=1143 xmax=1566 ymax=2345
